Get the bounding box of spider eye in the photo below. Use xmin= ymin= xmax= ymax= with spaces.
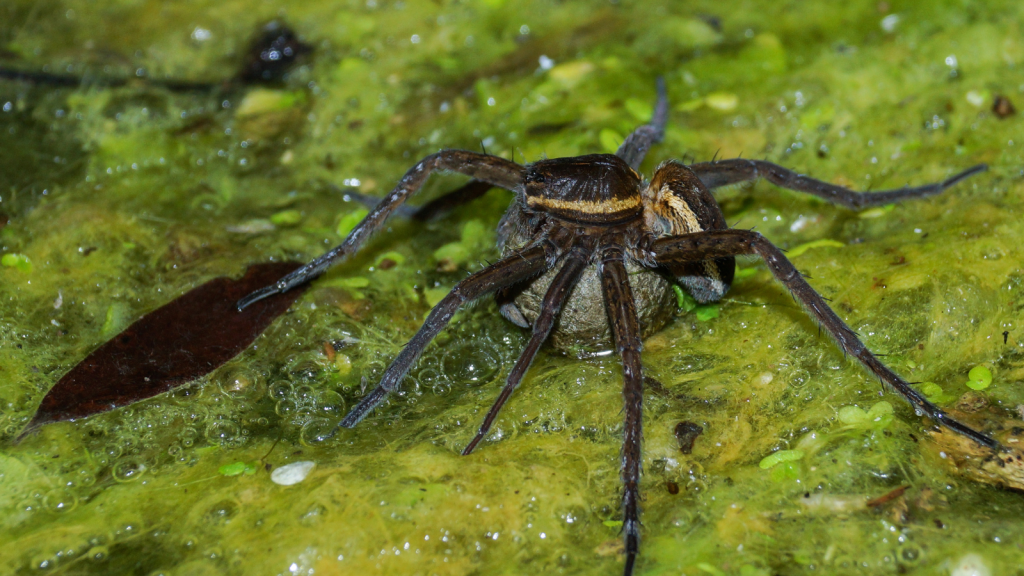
xmin=527 ymin=172 xmax=546 ymax=184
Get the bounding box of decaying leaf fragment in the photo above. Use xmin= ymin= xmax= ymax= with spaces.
xmin=927 ymin=396 xmax=1024 ymax=491
xmin=16 ymin=262 xmax=305 ymax=441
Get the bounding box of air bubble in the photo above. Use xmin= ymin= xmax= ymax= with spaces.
xmin=269 ymin=380 xmax=294 ymax=400
xmin=300 ymin=419 xmax=335 ymax=446
xmin=218 ymin=367 xmax=264 ymax=399
xmin=441 ymin=342 xmax=500 ymax=386
xmin=275 ymin=399 xmax=298 ymax=417
xmin=205 ymin=500 xmax=239 ymax=525
xmin=112 ymin=458 xmax=146 ymax=482
xmin=363 ymin=360 xmax=387 ymax=382
xmin=314 ymin=390 xmax=346 ymax=418
xmin=43 ymin=488 xmax=78 ymax=513
xmin=205 ymin=420 xmax=241 ymax=443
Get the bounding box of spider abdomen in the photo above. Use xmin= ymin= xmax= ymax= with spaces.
xmin=500 ymin=258 xmax=675 ymax=353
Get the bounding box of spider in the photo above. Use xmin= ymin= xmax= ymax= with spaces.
xmin=239 ymin=78 xmax=999 ymax=576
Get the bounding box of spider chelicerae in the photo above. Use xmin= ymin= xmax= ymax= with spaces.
xmin=239 ymin=78 xmax=998 ymax=576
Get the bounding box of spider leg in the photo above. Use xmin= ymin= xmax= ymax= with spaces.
xmin=687 ymin=159 xmax=987 ymax=210
xmin=599 ymin=246 xmax=645 ymax=576
xmin=616 ymin=77 xmax=668 ymax=170
xmin=462 ymin=244 xmax=592 ymax=456
xmin=333 ymin=179 xmax=495 ymax=222
xmin=237 ymin=150 xmax=523 ymax=309
xmin=336 ymin=244 xmax=550 ymax=429
xmin=651 ymin=229 xmax=1000 ymax=450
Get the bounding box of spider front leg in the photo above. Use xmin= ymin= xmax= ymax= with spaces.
xmin=462 ymin=243 xmax=592 ymax=455
xmin=237 ymin=150 xmax=524 ymax=309
xmin=336 ymin=178 xmax=496 ymax=222
xmin=600 ymin=246 xmax=646 ymax=576
xmin=688 ymin=158 xmax=987 ymax=209
xmin=651 ymin=229 xmax=1000 ymax=450
xmin=335 ymin=244 xmax=550 ymax=429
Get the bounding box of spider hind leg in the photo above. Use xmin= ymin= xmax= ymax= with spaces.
xmin=651 ymin=229 xmax=1000 ymax=450
xmin=600 ymin=247 xmax=646 ymax=576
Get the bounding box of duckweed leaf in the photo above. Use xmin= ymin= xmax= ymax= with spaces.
xmin=787 ymin=239 xmax=844 ymax=258
xmin=17 ymin=262 xmax=306 ymax=441
xmin=758 ymin=449 xmax=804 ymax=469
xmin=219 ymin=461 xmax=248 ymax=476
xmin=966 ymin=365 xmax=992 ymax=390
xmin=1 ymin=253 xmax=32 ymax=273
xmin=336 ymin=208 xmax=369 ymax=237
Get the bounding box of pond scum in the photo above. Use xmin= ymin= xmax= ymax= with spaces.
xmin=2 ymin=0 xmax=1024 ymax=574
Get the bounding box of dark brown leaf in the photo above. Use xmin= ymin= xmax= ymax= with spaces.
xmin=17 ymin=262 xmax=306 ymax=441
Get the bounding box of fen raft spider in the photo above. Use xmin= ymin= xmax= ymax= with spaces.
xmin=239 ymin=79 xmax=998 ymax=576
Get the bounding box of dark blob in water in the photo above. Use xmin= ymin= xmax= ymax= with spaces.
xmin=17 ymin=262 xmax=306 ymax=441
xmin=238 ymin=21 xmax=313 ymax=84
xmin=674 ymin=421 xmax=704 ymax=455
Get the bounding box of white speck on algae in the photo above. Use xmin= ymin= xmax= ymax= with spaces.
xmin=271 ymin=461 xmax=316 ymax=486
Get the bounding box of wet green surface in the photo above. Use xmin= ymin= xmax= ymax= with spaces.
xmin=2 ymin=1 xmax=1024 ymax=574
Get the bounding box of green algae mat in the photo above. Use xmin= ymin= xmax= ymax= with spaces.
xmin=3 ymin=1 xmax=1024 ymax=574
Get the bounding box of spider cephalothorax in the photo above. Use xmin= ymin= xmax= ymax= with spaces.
xmin=239 ymin=79 xmax=999 ymax=576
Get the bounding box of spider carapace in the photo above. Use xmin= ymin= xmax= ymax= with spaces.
xmin=239 ymin=79 xmax=999 ymax=576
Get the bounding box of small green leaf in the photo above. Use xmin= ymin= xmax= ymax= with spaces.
xmin=968 ymin=365 xmax=992 ymax=387
xmin=270 ymin=209 xmax=302 ymax=226
xmin=759 ymin=449 xmax=804 ymax=469
xmin=694 ymin=304 xmax=720 ymax=321
xmin=318 ymin=276 xmax=370 ymax=299
xmin=696 ymin=562 xmax=727 ymax=576
xmin=734 ymin=266 xmax=760 ymax=280
xmin=920 ymin=382 xmax=948 ymax=403
xmin=1 ymin=253 xmax=31 ymax=273
xmin=704 ymin=92 xmax=738 ymax=112
xmin=219 ymin=462 xmax=247 ymax=476
xmin=376 ymin=251 xmax=406 ymax=267
xmin=460 ymin=219 xmax=488 ymax=250
xmin=432 ymin=242 xmax=471 ymax=265
xmin=602 ymin=520 xmax=624 ymax=528
xmin=320 ymin=276 xmax=370 ymax=289
xmin=867 ymin=401 xmax=893 ymax=420
xmin=243 ymin=462 xmax=258 ymax=475
xmin=858 ymin=204 xmax=896 ymax=219
xmin=599 ymin=128 xmax=623 ymax=153
xmin=838 ymin=405 xmax=868 ymax=425
xmin=424 ymin=287 xmax=450 ymax=307
xmin=740 ymin=566 xmax=771 ymax=576
xmin=672 ymin=285 xmax=697 ymax=312
xmin=676 ymin=98 xmax=705 ymax=112
xmin=624 ymin=98 xmax=652 ymax=122
xmin=965 ymin=379 xmax=989 ymax=391
xmin=337 ymin=208 xmax=369 ymax=237
xmin=787 ymin=239 xmax=844 ymax=258
xmin=100 ymin=303 xmax=131 ymax=339
xmin=769 ymin=461 xmax=800 ymax=481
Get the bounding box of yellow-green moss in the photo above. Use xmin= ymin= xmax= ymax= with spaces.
xmin=2 ymin=1 xmax=1024 ymax=575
